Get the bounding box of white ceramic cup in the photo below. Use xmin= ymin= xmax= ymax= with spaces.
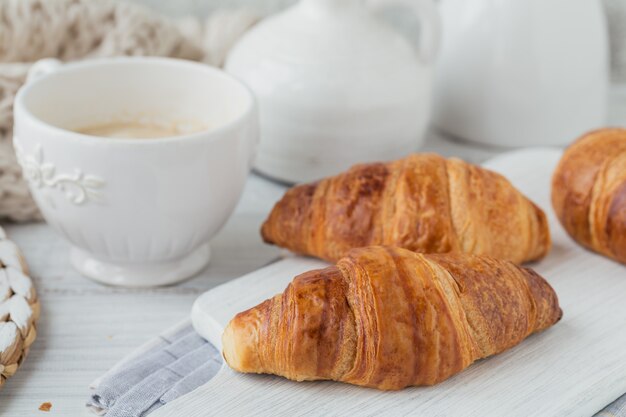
xmin=13 ymin=57 xmax=258 ymax=287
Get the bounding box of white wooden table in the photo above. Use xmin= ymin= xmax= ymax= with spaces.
xmin=0 ymin=91 xmax=624 ymax=416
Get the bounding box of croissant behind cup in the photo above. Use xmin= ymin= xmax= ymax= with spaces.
xmin=222 ymin=246 xmax=562 ymax=390
xmin=261 ymin=153 xmax=551 ymax=264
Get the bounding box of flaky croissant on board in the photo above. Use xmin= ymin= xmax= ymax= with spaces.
xmin=261 ymin=153 xmax=550 ymax=264
xmin=552 ymin=128 xmax=626 ymax=264
xmin=222 ymin=246 xmax=562 ymax=390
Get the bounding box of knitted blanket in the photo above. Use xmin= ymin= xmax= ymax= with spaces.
xmin=0 ymin=0 xmax=259 ymax=221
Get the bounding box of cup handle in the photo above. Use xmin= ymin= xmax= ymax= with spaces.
xmin=367 ymin=0 xmax=441 ymax=64
xmin=26 ymin=58 xmax=63 ymax=83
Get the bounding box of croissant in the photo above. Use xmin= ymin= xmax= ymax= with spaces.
xmin=261 ymin=153 xmax=550 ymax=264
xmin=552 ymin=128 xmax=626 ymax=264
xmin=222 ymin=246 xmax=562 ymax=390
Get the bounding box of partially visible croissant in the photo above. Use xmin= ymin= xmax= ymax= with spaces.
xmin=223 ymin=246 xmax=562 ymax=390
xmin=552 ymin=128 xmax=626 ymax=264
xmin=261 ymin=153 xmax=550 ymax=264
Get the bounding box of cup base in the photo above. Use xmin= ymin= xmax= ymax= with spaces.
xmin=70 ymin=243 xmax=211 ymax=287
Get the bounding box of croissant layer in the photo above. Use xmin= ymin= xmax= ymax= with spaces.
xmin=552 ymin=128 xmax=626 ymax=264
xmin=261 ymin=153 xmax=550 ymax=264
xmin=222 ymin=247 xmax=561 ymax=390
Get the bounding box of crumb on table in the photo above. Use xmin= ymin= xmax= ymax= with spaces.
xmin=39 ymin=402 xmax=52 ymax=412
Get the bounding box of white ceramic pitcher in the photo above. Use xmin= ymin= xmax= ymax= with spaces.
xmin=225 ymin=0 xmax=441 ymax=183
xmin=433 ymin=0 xmax=609 ymax=147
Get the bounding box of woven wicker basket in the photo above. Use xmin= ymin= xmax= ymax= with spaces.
xmin=0 ymin=226 xmax=38 ymax=388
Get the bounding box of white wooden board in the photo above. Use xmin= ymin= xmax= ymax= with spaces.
xmin=155 ymin=148 xmax=626 ymax=417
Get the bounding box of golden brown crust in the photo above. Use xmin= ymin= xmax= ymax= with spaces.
xmin=261 ymin=153 xmax=550 ymax=264
xmin=552 ymin=128 xmax=626 ymax=264
xmin=222 ymin=247 xmax=562 ymax=390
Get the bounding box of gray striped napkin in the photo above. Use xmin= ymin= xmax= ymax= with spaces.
xmin=86 ymin=320 xmax=626 ymax=417
xmin=86 ymin=320 xmax=222 ymax=417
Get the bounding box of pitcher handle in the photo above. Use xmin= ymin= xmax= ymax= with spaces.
xmin=367 ymin=0 xmax=441 ymax=64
